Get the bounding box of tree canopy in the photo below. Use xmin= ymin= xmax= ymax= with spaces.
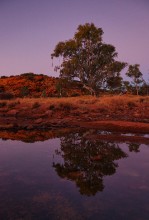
xmin=51 ymin=23 xmax=127 ymax=95
xmin=126 ymin=64 xmax=143 ymax=95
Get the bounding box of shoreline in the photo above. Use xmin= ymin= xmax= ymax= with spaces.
xmin=0 ymin=120 xmax=149 ymax=144
xmin=1 ymin=118 xmax=149 ymax=133
xmin=0 ymin=96 xmax=149 ymax=135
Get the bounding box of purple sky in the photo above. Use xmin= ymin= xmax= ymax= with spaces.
xmin=0 ymin=0 xmax=149 ymax=80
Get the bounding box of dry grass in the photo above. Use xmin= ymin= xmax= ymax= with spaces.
xmin=0 ymin=95 xmax=149 ymax=111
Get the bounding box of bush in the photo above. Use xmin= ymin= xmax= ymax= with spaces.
xmin=58 ymin=102 xmax=72 ymax=111
xmin=139 ymin=98 xmax=144 ymax=103
xmin=71 ymin=93 xmax=80 ymax=97
xmin=0 ymin=86 xmax=5 ymax=93
xmin=97 ymin=106 xmax=108 ymax=113
xmin=0 ymin=76 xmax=7 ymax=79
xmin=41 ymin=90 xmax=47 ymax=97
xmin=32 ymin=102 xmax=40 ymax=109
xmin=8 ymin=101 xmax=20 ymax=109
xmin=48 ymin=104 xmax=55 ymax=110
xmin=21 ymin=72 xmax=35 ymax=81
xmin=20 ymin=86 xmax=30 ymax=97
xmin=0 ymin=92 xmax=14 ymax=100
xmin=127 ymin=101 xmax=137 ymax=109
xmin=0 ymin=102 xmax=7 ymax=108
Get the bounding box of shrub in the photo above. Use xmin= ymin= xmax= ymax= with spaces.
xmin=0 ymin=92 xmax=14 ymax=100
xmin=8 ymin=101 xmax=19 ymax=109
xmin=97 ymin=106 xmax=108 ymax=113
xmin=41 ymin=90 xmax=47 ymax=97
xmin=0 ymin=86 xmax=5 ymax=93
xmin=0 ymin=102 xmax=7 ymax=108
xmin=58 ymin=102 xmax=72 ymax=111
xmin=0 ymin=76 xmax=7 ymax=79
xmin=139 ymin=98 xmax=144 ymax=103
xmin=21 ymin=72 xmax=35 ymax=81
xmin=48 ymin=104 xmax=55 ymax=110
xmin=127 ymin=101 xmax=137 ymax=109
xmin=20 ymin=86 xmax=30 ymax=97
xmin=71 ymin=93 xmax=80 ymax=97
xmin=32 ymin=102 xmax=40 ymax=109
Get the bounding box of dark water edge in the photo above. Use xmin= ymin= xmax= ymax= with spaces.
xmin=0 ymin=129 xmax=149 ymax=220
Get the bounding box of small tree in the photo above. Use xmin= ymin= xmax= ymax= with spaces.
xmin=122 ymin=80 xmax=132 ymax=93
xmin=55 ymin=78 xmax=69 ymax=97
xmin=140 ymin=80 xmax=149 ymax=96
xmin=126 ymin=64 xmax=143 ymax=95
xmin=51 ymin=23 xmax=127 ymax=96
xmin=107 ymin=75 xmax=123 ymax=93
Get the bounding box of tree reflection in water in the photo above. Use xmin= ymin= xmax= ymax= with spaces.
xmin=53 ymin=132 xmax=128 ymax=196
xmin=128 ymin=143 xmax=140 ymax=153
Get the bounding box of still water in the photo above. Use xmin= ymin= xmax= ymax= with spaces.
xmin=0 ymin=130 xmax=149 ymax=220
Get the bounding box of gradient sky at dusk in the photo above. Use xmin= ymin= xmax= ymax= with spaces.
xmin=0 ymin=0 xmax=149 ymax=79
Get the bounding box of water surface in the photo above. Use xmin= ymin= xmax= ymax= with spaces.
xmin=0 ymin=130 xmax=149 ymax=219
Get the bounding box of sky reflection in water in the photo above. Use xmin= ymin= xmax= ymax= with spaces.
xmin=0 ymin=130 xmax=149 ymax=220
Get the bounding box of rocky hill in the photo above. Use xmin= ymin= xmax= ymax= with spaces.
xmin=0 ymin=73 xmax=87 ymax=98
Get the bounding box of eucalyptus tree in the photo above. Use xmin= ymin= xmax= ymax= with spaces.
xmin=126 ymin=64 xmax=143 ymax=95
xmin=51 ymin=23 xmax=127 ymax=96
xmin=106 ymin=75 xmax=123 ymax=93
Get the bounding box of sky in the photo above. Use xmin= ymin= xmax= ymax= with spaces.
xmin=0 ymin=0 xmax=149 ymax=80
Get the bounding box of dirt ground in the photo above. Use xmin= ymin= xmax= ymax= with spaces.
xmin=0 ymin=96 xmax=149 ymax=142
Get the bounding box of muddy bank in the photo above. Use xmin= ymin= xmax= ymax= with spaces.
xmin=1 ymin=116 xmax=149 ymax=134
xmin=87 ymin=133 xmax=149 ymax=144
xmin=79 ymin=121 xmax=149 ymax=133
xmin=0 ymin=96 xmax=149 ymax=134
xmin=0 ymin=123 xmax=149 ymax=144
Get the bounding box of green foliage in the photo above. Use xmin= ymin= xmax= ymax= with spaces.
xmin=126 ymin=64 xmax=143 ymax=95
xmin=41 ymin=90 xmax=47 ymax=97
xmin=107 ymin=75 xmax=123 ymax=93
xmin=139 ymin=81 xmax=149 ymax=96
xmin=123 ymin=81 xmax=131 ymax=91
xmin=21 ymin=72 xmax=35 ymax=81
xmin=51 ymin=23 xmax=127 ymax=96
xmin=20 ymin=86 xmax=30 ymax=97
xmin=55 ymin=81 xmax=62 ymax=97
xmin=55 ymin=78 xmax=69 ymax=97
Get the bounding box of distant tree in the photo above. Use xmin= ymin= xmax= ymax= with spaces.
xmin=51 ymin=23 xmax=127 ymax=96
xmin=140 ymin=81 xmax=149 ymax=96
xmin=126 ymin=64 xmax=143 ymax=95
xmin=122 ymin=80 xmax=132 ymax=93
xmin=107 ymin=75 xmax=123 ymax=93
xmin=55 ymin=78 xmax=69 ymax=97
